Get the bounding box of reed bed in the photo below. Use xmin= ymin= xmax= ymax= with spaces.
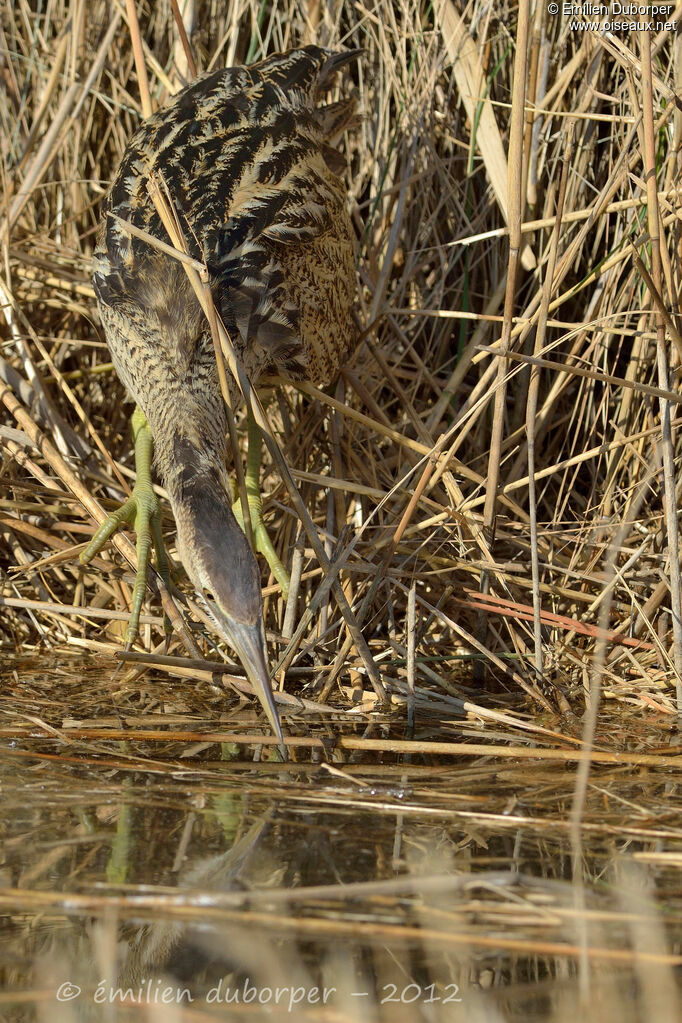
xmin=1 ymin=0 xmax=682 ymax=733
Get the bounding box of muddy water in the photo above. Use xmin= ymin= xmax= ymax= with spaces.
xmin=1 ymin=656 xmax=681 ymax=1021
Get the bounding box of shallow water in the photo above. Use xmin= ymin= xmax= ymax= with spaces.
xmin=1 ymin=655 xmax=681 ymax=1021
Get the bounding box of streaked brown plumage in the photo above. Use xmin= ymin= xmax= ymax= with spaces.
xmin=88 ymin=46 xmax=361 ymax=738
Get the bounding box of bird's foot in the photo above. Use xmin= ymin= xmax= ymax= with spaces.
xmin=231 ymin=411 xmax=290 ymax=599
xmin=79 ymin=407 xmax=170 ymax=646
xmin=231 ymin=486 xmax=290 ymax=599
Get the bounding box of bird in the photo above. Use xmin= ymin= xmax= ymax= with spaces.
xmin=81 ymin=45 xmax=361 ymax=741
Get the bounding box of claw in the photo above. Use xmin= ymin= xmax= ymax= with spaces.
xmin=80 ymin=407 xmax=170 ymax=646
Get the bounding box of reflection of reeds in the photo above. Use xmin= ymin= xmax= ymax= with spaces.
xmin=2 ymin=661 xmax=682 ymax=1019
xmin=3 ymin=766 xmax=681 ymax=1021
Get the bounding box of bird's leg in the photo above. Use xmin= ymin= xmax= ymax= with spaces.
xmin=231 ymin=412 xmax=290 ymax=599
xmin=80 ymin=405 xmax=170 ymax=646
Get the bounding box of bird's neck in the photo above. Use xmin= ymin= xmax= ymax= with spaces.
xmin=160 ymin=431 xmax=262 ymax=624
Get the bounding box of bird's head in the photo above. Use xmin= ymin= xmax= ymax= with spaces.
xmin=171 ymin=439 xmax=282 ymax=742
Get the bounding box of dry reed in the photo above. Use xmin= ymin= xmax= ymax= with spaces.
xmin=1 ymin=1 xmax=681 ymax=734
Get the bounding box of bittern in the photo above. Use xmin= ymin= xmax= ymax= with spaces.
xmin=82 ymin=46 xmax=360 ymax=740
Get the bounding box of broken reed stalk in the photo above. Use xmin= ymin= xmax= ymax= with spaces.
xmin=526 ymin=123 xmax=574 ymax=685
xmin=639 ymin=30 xmax=682 ymax=707
xmin=478 ymin=0 xmax=530 ymax=661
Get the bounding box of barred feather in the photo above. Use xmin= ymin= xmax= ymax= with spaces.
xmin=94 ymin=45 xmax=360 ymax=416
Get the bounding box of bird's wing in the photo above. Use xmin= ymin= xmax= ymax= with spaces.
xmin=193 ymin=89 xmax=352 ymax=369
xmin=97 ymin=49 xmax=358 ymax=375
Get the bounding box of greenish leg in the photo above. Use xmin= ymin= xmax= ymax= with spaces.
xmin=232 ymin=412 xmax=290 ymax=599
xmin=80 ymin=406 xmax=170 ymax=646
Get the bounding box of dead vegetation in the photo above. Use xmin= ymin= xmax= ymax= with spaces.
xmin=2 ymin=0 xmax=682 ymax=731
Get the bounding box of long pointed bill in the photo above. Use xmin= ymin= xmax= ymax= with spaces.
xmin=207 ymin=603 xmax=283 ymax=742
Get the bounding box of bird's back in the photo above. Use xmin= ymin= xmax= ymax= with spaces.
xmin=94 ymin=45 xmax=360 ymax=393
